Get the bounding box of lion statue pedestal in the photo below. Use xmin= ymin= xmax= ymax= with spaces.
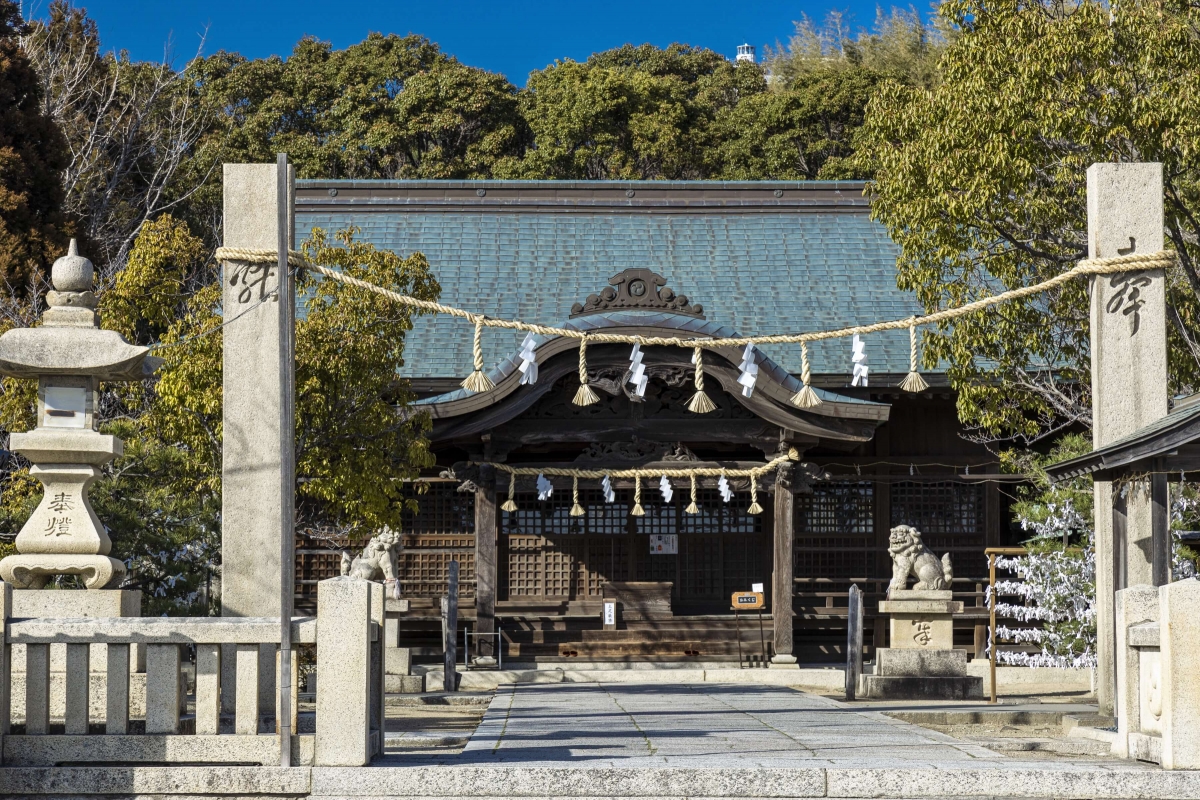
xmin=861 ymin=525 xmax=984 ymax=700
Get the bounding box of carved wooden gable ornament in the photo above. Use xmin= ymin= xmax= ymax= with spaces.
xmin=570 ymin=268 xmax=704 ymax=319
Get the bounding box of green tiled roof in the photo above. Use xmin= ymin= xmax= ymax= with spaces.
xmin=295 ymin=181 xmax=921 ymax=382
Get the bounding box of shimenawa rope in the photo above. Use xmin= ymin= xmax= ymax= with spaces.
xmin=215 ymin=246 xmax=1174 ymax=402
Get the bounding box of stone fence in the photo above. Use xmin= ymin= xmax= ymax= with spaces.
xmin=0 ymin=577 xmax=385 ymax=767
xmin=1113 ymin=578 xmax=1200 ymax=769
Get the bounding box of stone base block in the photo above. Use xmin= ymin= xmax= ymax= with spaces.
xmin=385 ymin=646 xmax=412 ymax=676
xmin=0 ymin=553 xmax=126 ymax=590
xmin=863 ymin=674 xmax=984 ymax=700
xmin=384 ymin=674 xmax=425 ymax=693
xmin=876 ymin=648 xmax=968 ymax=677
xmin=888 ymin=613 xmax=955 ymax=650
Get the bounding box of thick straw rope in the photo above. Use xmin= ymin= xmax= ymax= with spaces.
xmin=217 ymin=247 xmax=1174 ymax=403
xmin=486 ymin=448 xmax=798 ymax=481
xmin=485 ymin=449 xmax=799 ymax=516
xmin=215 ymin=247 xmax=1173 ymax=349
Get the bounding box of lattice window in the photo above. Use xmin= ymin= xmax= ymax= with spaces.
xmin=891 ymin=482 xmax=986 ymax=577
xmin=400 ymin=482 xmax=475 ymax=535
xmin=794 ymin=482 xmax=875 ymax=580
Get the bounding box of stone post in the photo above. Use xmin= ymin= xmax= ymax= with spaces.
xmin=220 ymin=162 xmax=295 ymax=723
xmin=1112 ymin=584 xmax=1158 ymax=759
xmin=1087 ymin=163 xmax=1169 ymax=716
xmin=315 ymin=577 xmax=372 ymax=766
xmin=771 ymin=463 xmax=796 ymax=665
xmin=1159 ymin=578 xmax=1200 ymax=769
xmin=219 ymin=162 xmax=295 ymax=619
xmin=0 ymin=581 xmax=11 ymax=762
xmin=474 ymin=465 xmax=497 ymax=663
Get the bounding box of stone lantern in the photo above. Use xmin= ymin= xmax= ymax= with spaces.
xmin=0 ymin=240 xmax=161 ymax=589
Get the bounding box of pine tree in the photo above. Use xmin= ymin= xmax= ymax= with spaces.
xmin=0 ymin=0 xmax=68 ymax=293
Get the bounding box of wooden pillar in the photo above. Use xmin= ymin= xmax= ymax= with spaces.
xmin=1087 ymin=162 xmax=1168 ymax=716
xmin=772 ymin=462 xmax=796 ymax=664
xmin=474 ymin=464 xmax=498 ymax=662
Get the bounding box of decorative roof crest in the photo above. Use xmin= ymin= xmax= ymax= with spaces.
xmin=570 ymin=268 xmax=704 ymax=319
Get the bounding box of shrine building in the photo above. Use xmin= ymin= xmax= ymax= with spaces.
xmin=293 ymin=180 xmax=1019 ymax=664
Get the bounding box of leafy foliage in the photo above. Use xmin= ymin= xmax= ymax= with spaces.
xmin=858 ymin=0 xmax=1200 ymax=444
xmin=0 ymin=216 xmax=439 ymax=613
xmin=0 ymin=0 xmax=69 ymax=293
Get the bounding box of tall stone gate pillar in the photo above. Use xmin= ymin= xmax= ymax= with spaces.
xmin=1087 ymin=162 xmax=1168 ymax=716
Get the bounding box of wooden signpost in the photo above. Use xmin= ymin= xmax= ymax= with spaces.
xmin=732 ymin=591 xmax=767 ymax=668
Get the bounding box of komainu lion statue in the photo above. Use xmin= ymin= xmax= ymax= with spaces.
xmin=887 ymin=524 xmax=953 ymax=594
xmin=340 ymin=528 xmax=402 ymax=599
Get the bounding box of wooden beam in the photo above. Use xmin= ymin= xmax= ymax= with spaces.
xmin=474 ymin=464 xmax=498 ymax=660
xmin=772 ymin=463 xmax=795 ymax=663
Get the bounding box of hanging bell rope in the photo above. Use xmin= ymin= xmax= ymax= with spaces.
xmin=686 ymin=347 xmax=717 ymax=414
xmin=747 ymin=476 xmax=763 ymax=515
xmin=570 ymin=476 xmax=586 ymax=516
xmin=461 ymin=315 xmax=495 ymax=393
xmin=572 ymin=335 xmax=600 ymax=406
xmin=791 ymin=341 xmax=821 ymax=409
xmin=501 ymin=472 xmax=517 ymax=512
xmin=899 ymin=317 xmax=930 ymax=393
xmin=685 ymin=474 xmax=700 ymax=514
xmin=631 ymin=475 xmax=645 ymax=516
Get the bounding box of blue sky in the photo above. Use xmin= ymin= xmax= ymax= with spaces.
xmin=20 ymin=1 xmax=912 ymax=85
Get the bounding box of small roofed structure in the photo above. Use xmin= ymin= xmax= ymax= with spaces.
xmin=1044 ymin=396 xmax=1200 ymax=587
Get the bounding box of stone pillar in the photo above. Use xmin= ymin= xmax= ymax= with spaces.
xmin=771 ymin=463 xmax=796 ymax=665
xmin=219 ymin=162 xmax=295 ymax=619
xmin=474 ymin=465 xmax=498 ymax=663
xmin=315 ymin=577 xmax=372 ymax=766
xmin=1087 ymin=162 xmax=1168 ymax=716
xmin=1160 ymin=578 xmax=1200 ymax=769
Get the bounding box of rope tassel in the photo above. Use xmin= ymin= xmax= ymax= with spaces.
xmin=686 ymin=347 xmax=718 ymax=414
xmin=791 ymin=341 xmax=822 ymax=409
xmin=685 ymin=474 xmax=700 ymax=514
xmin=899 ymin=318 xmax=930 ymax=393
xmin=461 ymin=316 xmax=495 ymax=393
xmin=501 ymin=472 xmax=517 ymax=512
xmin=570 ymin=476 xmax=586 ymax=517
xmin=631 ymin=476 xmax=645 ymax=517
xmin=747 ymin=476 xmax=763 ymax=515
xmin=572 ymin=336 xmax=600 ymax=406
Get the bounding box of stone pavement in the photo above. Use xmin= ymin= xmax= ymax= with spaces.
xmin=381 ymin=682 xmax=1135 ymax=769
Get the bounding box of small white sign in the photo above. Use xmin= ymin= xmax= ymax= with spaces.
xmin=649 ymin=533 xmax=678 ymax=555
xmin=44 ymin=386 xmax=87 ymax=429
xmin=751 ymin=583 xmax=764 ymax=593
xmin=603 ymin=601 xmax=616 ymax=626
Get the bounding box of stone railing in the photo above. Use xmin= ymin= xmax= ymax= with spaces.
xmin=1113 ymin=578 xmax=1200 ymax=769
xmin=0 ymin=576 xmax=385 ymax=767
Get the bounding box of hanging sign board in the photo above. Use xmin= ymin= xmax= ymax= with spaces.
xmin=648 ymin=534 xmax=678 ymax=555
xmin=731 ymin=591 xmax=765 ymax=610
xmin=603 ymin=600 xmax=617 ymax=629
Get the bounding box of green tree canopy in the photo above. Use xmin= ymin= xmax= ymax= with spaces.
xmin=0 ymin=0 xmax=68 ymax=293
xmin=512 ymin=44 xmax=765 ymax=180
xmin=194 ymin=33 xmax=527 ymax=181
xmin=857 ymin=0 xmax=1200 ymax=444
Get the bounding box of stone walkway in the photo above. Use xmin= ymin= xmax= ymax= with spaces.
xmin=383 ymin=682 xmax=1143 ymax=770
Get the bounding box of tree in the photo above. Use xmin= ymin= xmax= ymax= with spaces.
xmin=193 ymin=33 xmax=526 ymax=182
xmin=0 ymin=216 xmax=441 ymax=612
xmin=764 ymin=8 xmax=951 ymax=91
xmin=514 ymin=44 xmax=765 ymax=180
xmin=0 ymin=0 xmax=69 ymax=294
xmin=857 ymin=0 xmax=1200 ymax=444
xmin=713 ymin=67 xmax=883 ymax=180
xmin=20 ymin=1 xmax=215 ymax=284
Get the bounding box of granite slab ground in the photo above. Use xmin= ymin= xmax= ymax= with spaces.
xmin=4 ymin=683 xmax=1198 ymax=799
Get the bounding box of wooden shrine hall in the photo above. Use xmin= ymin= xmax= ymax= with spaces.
xmin=293 ymin=180 xmax=1019 ymax=664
